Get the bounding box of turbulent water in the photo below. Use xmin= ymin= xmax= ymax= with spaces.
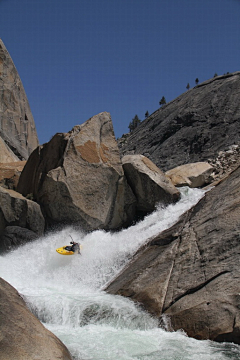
xmin=1 ymin=187 xmax=240 ymax=360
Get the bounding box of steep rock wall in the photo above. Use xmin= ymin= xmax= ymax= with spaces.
xmin=0 ymin=39 xmax=39 ymax=160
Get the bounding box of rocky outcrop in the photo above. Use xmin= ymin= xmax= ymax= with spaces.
xmin=0 ymin=277 xmax=72 ymax=360
xmin=119 ymin=72 xmax=240 ymax=172
xmin=0 ymin=160 xmax=26 ymax=190
xmin=106 ymin=165 xmax=240 ymax=344
xmin=165 ymin=162 xmax=213 ymax=188
xmin=209 ymin=144 xmax=240 ymax=182
xmin=0 ymin=186 xmax=44 ymax=251
xmin=122 ymin=155 xmax=180 ymax=213
xmin=0 ymin=39 xmax=39 ymax=160
xmin=17 ymin=112 xmax=136 ymax=231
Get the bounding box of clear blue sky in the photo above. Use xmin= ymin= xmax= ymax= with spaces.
xmin=1 ymin=0 xmax=240 ymax=144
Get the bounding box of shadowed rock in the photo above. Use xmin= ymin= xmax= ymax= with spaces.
xmin=0 ymin=226 xmax=39 ymax=252
xmin=122 ymin=155 xmax=180 ymax=213
xmin=0 ymin=277 xmax=72 ymax=360
xmin=17 ymin=112 xmax=136 ymax=231
xmin=0 ymin=186 xmax=44 ymax=251
xmin=0 ymin=39 xmax=39 ymax=160
xmin=106 ymin=165 xmax=240 ymax=344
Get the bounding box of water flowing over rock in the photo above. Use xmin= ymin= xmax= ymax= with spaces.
xmin=106 ymin=165 xmax=240 ymax=344
xmin=0 ymin=39 xmax=39 ymax=160
xmin=0 ymin=277 xmax=72 ymax=360
xmin=17 ymin=112 xmax=136 ymax=231
xmin=119 ymin=72 xmax=240 ymax=172
xmin=122 ymin=154 xmax=180 ymax=212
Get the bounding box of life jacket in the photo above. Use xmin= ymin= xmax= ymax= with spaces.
xmin=71 ymin=243 xmax=80 ymax=252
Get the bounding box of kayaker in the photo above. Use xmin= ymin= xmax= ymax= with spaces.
xmin=64 ymin=241 xmax=81 ymax=254
xmin=70 ymin=241 xmax=81 ymax=254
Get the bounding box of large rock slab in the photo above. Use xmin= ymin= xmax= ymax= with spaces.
xmin=120 ymin=72 xmax=240 ymax=172
xmin=17 ymin=112 xmax=136 ymax=231
xmin=0 ymin=186 xmax=44 ymax=251
xmin=165 ymin=162 xmax=214 ymax=188
xmin=122 ymin=155 xmax=180 ymax=213
xmin=0 ymin=277 xmax=72 ymax=360
xmin=0 ymin=39 xmax=39 ymax=160
xmin=106 ymin=165 xmax=240 ymax=344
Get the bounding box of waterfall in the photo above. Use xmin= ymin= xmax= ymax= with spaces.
xmin=1 ymin=187 xmax=239 ymax=360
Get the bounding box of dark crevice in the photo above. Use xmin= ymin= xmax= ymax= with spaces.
xmin=163 ymin=270 xmax=230 ymax=312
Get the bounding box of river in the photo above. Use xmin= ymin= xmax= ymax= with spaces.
xmin=1 ymin=187 xmax=240 ymax=360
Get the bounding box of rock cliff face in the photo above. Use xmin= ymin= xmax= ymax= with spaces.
xmin=0 ymin=277 xmax=72 ymax=360
xmin=106 ymin=165 xmax=240 ymax=344
xmin=0 ymin=39 xmax=39 ymax=160
xmin=119 ymin=72 xmax=240 ymax=172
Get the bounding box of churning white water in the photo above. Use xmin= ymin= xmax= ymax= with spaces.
xmin=1 ymin=187 xmax=240 ymax=360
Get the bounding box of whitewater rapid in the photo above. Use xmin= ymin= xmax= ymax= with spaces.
xmin=1 ymin=187 xmax=240 ymax=360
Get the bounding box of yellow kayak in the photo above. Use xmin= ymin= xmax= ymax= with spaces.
xmin=56 ymin=244 xmax=82 ymax=255
xmin=56 ymin=246 xmax=75 ymax=255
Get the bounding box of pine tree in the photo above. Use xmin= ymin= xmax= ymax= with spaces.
xmin=145 ymin=111 xmax=149 ymax=118
xmin=186 ymin=83 xmax=190 ymax=90
xmin=128 ymin=115 xmax=141 ymax=132
xmin=195 ymin=78 xmax=199 ymax=85
xmin=159 ymin=96 xmax=166 ymax=106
